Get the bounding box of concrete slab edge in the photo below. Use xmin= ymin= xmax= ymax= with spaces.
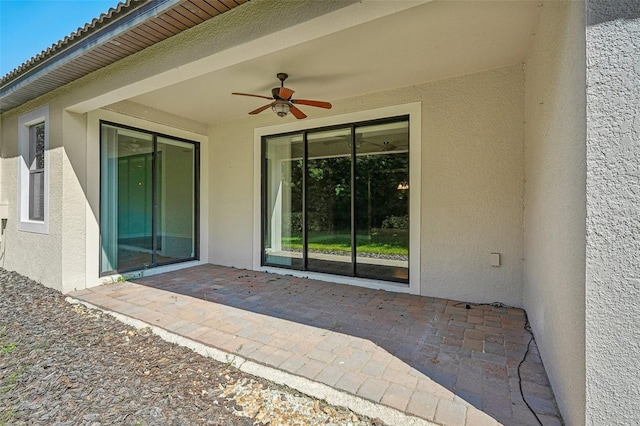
xmin=66 ymin=296 xmax=438 ymax=426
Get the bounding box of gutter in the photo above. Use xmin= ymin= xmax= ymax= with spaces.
xmin=0 ymin=0 xmax=183 ymax=107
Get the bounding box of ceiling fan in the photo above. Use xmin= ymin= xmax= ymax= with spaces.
xmin=122 ymin=139 xmax=146 ymax=153
xmin=232 ymin=73 xmax=332 ymax=119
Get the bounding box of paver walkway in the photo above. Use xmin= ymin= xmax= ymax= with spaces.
xmin=70 ymin=264 xmax=562 ymax=426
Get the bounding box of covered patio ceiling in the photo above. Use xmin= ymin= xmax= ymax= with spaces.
xmin=115 ymin=0 xmax=541 ymax=125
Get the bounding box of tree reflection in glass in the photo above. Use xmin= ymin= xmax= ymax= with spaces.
xmin=262 ymin=118 xmax=409 ymax=284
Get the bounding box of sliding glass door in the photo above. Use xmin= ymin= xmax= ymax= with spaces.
xmin=306 ymin=128 xmax=352 ymax=275
xmin=262 ymin=116 xmax=409 ymax=284
xmin=263 ymin=133 xmax=304 ymax=268
xmin=100 ymin=122 xmax=199 ymax=275
xmin=354 ymin=121 xmax=409 ymax=282
xmin=156 ymin=137 xmax=197 ymax=263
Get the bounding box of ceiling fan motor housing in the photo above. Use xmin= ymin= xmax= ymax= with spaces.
xmin=232 ymin=72 xmax=330 ymax=119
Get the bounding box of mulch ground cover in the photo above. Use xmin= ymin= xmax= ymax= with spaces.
xmin=0 ymin=269 xmax=383 ymax=426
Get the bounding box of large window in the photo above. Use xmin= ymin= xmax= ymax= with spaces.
xmin=100 ymin=122 xmax=199 ymax=275
xmin=262 ymin=116 xmax=409 ymax=283
xmin=18 ymin=105 xmax=49 ymax=234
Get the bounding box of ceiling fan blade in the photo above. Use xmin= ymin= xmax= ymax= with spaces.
xmin=290 ymin=105 xmax=307 ymax=119
xmin=279 ymin=87 xmax=294 ymax=100
xmin=249 ymin=103 xmax=274 ymax=115
xmin=291 ymin=99 xmax=332 ymax=109
xmin=232 ymin=92 xmax=273 ymax=100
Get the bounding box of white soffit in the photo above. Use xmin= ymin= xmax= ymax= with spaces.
xmin=124 ymin=0 xmax=541 ymax=124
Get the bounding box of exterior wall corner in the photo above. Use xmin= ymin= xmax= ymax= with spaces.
xmin=585 ymin=1 xmax=640 ymax=424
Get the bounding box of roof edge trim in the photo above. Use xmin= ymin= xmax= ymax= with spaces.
xmin=0 ymin=0 xmax=184 ymax=100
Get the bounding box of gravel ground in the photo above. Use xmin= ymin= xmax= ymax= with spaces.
xmin=0 ymin=270 xmax=384 ymax=426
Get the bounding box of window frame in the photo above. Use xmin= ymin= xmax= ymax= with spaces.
xmin=18 ymin=105 xmax=49 ymax=234
xmin=98 ymin=120 xmax=201 ymax=277
xmin=254 ymin=102 xmax=422 ymax=295
xmin=261 ymin=116 xmax=411 ymax=284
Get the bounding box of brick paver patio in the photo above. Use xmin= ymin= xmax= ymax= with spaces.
xmin=70 ymin=264 xmax=562 ymax=425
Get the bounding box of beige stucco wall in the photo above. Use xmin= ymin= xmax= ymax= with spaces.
xmin=210 ymin=64 xmax=525 ymax=306
xmin=417 ymin=65 xmax=524 ymax=305
xmin=0 ymin=101 xmax=93 ymax=293
xmin=0 ymin=101 xmax=65 ymax=291
xmin=585 ymin=1 xmax=640 ymax=424
xmin=523 ymin=1 xmax=587 ymax=425
xmin=209 ymin=122 xmax=255 ymax=270
xmin=60 ymin=111 xmax=89 ymax=293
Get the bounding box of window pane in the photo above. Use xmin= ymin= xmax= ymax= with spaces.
xmin=307 ymin=127 xmax=352 ymax=275
xmin=100 ymin=124 xmax=153 ymax=273
xmin=355 ymin=120 xmax=409 ymax=283
xmin=28 ymin=171 xmax=44 ymax=221
xmin=264 ymin=133 xmax=304 ymax=268
xmin=156 ymin=137 xmax=196 ymax=264
xmin=28 ymin=122 xmax=46 ymax=221
xmin=29 ymin=123 xmax=45 ymax=171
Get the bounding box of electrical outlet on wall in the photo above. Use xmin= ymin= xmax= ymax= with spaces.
xmin=491 ymin=253 xmax=501 ymax=267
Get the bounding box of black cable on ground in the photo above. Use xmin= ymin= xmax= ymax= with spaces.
xmin=518 ymin=334 xmax=543 ymax=425
xmin=453 ymin=301 xmax=544 ymax=426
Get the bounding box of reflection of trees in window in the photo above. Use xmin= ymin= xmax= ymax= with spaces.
xmin=307 ymin=157 xmax=351 ymax=232
xmin=297 ymin=154 xmax=409 ymax=235
xmin=284 ymin=160 xmax=303 ymax=234
xmin=263 ymin=117 xmax=409 ymax=283
xmin=355 ymin=153 xmax=409 ymax=233
xmin=32 ymin=124 xmax=45 ymax=169
xmin=28 ymin=123 xmax=46 ymax=221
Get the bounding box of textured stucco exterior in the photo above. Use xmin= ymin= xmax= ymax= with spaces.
xmin=0 ymin=103 xmax=65 ymax=291
xmin=0 ymin=102 xmax=94 ymax=293
xmin=60 ymin=111 xmax=89 ymax=293
xmin=585 ymin=1 xmax=640 ymax=424
xmin=209 ymin=65 xmax=525 ymax=306
xmin=417 ymin=65 xmax=524 ymax=306
xmin=523 ymin=1 xmax=587 ymax=424
xmin=208 ymin=121 xmax=255 ymax=270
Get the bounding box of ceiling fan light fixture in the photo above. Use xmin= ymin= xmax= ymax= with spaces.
xmin=272 ymin=101 xmax=291 ymax=117
xmin=233 ymin=73 xmax=331 ymax=119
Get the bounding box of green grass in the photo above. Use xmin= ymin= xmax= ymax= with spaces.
xmin=281 ymin=231 xmax=408 ymax=256
xmin=0 ymin=342 xmax=16 ymax=355
xmin=0 ymin=407 xmax=15 ymax=425
xmin=0 ymin=371 xmax=20 ymax=395
xmin=5 ymin=373 xmax=19 ymax=386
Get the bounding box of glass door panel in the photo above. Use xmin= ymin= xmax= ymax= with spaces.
xmin=100 ymin=123 xmax=198 ymax=275
xmin=307 ymin=128 xmax=353 ymax=275
xmin=263 ymin=133 xmax=304 ymax=268
xmin=100 ymin=124 xmax=154 ymax=273
xmin=156 ymin=137 xmax=196 ymax=264
xmin=355 ymin=121 xmax=409 ymax=283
